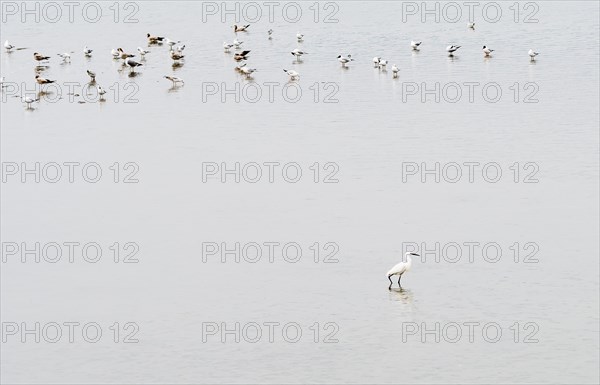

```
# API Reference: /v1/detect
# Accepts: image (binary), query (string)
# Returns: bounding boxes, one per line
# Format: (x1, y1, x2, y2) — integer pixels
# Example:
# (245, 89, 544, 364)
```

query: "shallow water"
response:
(1, 1, 599, 384)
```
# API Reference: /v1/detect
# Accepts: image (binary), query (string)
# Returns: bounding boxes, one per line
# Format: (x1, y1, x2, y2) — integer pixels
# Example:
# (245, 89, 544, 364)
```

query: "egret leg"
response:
(398, 275, 402, 286)
(388, 275, 393, 290)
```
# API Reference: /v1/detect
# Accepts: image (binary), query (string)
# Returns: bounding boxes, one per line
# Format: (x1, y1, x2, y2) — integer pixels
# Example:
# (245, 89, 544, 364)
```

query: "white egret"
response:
(387, 252, 419, 289)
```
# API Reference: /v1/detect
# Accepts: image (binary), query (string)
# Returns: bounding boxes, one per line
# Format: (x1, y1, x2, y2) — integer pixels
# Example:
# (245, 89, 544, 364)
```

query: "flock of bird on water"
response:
(3, 23, 541, 288)
(3, 22, 541, 112)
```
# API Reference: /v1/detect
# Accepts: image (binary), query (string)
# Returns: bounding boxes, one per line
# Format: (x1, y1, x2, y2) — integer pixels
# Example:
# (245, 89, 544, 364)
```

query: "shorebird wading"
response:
(387, 252, 419, 289)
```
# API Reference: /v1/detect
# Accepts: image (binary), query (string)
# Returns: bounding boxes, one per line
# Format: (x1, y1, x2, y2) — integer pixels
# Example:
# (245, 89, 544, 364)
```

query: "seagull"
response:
(387, 252, 420, 289)
(446, 45, 461, 55)
(528, 49, 540, 60)
(22, 96, 39, 109)
(268, 29, 273, 39)
(5, 40, 15, 52)
(223, 42, 234, 52)
(482, 45, 494, 57)
(164, 75, 184, 86)
(378, 59, 388, 69)
(86, 70, 96, 82)
(137, 47, 150, 57)
(291, 48, 308, 59)
(296, 32, 304, 41)
(166, 38, 180, 50)
(98, 86, 106, 100)
(234, 50, 250, 61)
(147, 33, 165, 44)
(283, 69, 300, 80)
(337, 54, 353, 67)
(170, 51, 185, 61)
(35, 75, 55, 84)
(468, 22, 475, 29)
(33, 52, 50, 62)
(57, 53, 71, 62)
(233, 39, 243, 48)
(234, 24, 250, 32)
(392, 64, 399, 78)
(411, 41, 422, 50)
(125, 58, 143, 72)
(111, 48, 120, 59)
(83, 46, 93, 56)
(240, 67, 257, 78)
(372, 57, 381, 67)
(234, 63, 247, 72)
(176, 44, 185, 52)
(117, 48, 135, 60)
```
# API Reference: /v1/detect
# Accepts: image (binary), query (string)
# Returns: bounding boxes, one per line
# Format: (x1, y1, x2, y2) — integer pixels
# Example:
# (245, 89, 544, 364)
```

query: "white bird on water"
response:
(337, 54, 353, 67)
(233, 24, 250, 33)
(296, 32, 304, 41)
(166, 38, 180, 50)
(482, 45, 494, 57)
(291, 48, 307, 59)
(283, 69, 300, 80)
(372, 57, 381, 67)
(468, 22, 475, 29)
(137, 47, 150, 57)
(234, 63, 247, 72)
(240, 66, 257, 78)
(233, 39, 243, 49)
(170, 51, 185, 62)
(98, 86, 106, 100)
(387, 252, 420, 289)
(446, 45, 461, 55)
(164, 75, 184, 85)
(111, 48, 120, 59)
(5, 40, 15, 52)
(391, 64, 399, 78)
(411, 41, 422, 50)
(57, 53, 71, 62)
(22, 95, 39, 109)
(223, 42, 234, 52)
(125, 58, 143, 72)
(528, 49, 540, 60)
(268, 29, 273, 39)
(83, 46, 93, 56)
(378, 59, 388, 69)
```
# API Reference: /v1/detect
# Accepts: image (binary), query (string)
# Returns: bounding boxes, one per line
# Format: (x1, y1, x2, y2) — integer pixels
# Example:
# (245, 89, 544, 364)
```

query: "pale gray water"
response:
(1, 1, 599, 384)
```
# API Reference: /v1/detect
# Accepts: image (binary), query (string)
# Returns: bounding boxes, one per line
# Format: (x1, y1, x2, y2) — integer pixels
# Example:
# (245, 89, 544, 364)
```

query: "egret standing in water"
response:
(387, 252, 419, 289)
